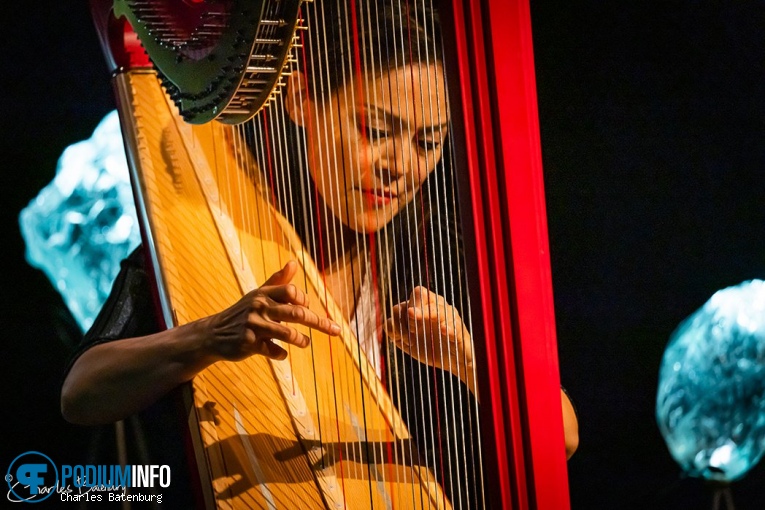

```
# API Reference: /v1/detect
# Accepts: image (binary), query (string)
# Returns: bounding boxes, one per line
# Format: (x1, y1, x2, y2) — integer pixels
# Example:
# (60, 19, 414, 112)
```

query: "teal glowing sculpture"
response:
(656, 279, 765, 483)
(19, 111, 140, 331)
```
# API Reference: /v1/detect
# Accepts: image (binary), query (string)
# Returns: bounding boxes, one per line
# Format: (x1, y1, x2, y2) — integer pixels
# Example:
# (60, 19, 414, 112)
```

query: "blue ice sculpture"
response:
(19, 110, 140, 331)
(656, 279, 765, 482)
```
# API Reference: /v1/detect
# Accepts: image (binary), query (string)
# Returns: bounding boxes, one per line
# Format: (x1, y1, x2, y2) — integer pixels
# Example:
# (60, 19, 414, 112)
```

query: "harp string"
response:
(271, 46, 312, 406)
(342, 0, 370, 491)
(392, 0, 441, 494)
(311, 0, 354, 486)
(231, 121, 244, 256)
(428, 1, 467, 502)
(348, 0, 391, 497)
(294, 5, 335, 472)
(362, 0, 390, 496)
(418, 2, 466, 502)
(284, 24, 329, 467)
(402, 2, 448, 503)
(360, 0, 402, 498)
(281, 58, 338, 471)
(340, 0, 374, 488)
(366, 0, 418, 502)
(374, 0, 430, 498)
(377, 0, 411, 490)
(406, 2, 452, 497)
(239, 121, 254, 242)
(268, 93, 300, 389)
(248, 115, 272, 270)
(429, 1, 473, 503)
(384, 0, 427, 503)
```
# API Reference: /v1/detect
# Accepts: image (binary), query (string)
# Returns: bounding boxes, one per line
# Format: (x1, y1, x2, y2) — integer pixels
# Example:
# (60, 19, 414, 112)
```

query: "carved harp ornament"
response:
(90, 0, 570, 508)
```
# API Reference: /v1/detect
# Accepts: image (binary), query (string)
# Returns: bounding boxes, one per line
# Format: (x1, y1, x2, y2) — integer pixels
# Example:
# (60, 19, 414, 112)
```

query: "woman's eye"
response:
(418, 139, 441, 152)
(365, 126, 389, 141)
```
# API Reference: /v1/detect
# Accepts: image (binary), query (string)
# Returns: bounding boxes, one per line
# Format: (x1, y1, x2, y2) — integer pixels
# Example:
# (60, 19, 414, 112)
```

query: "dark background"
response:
(2, 2, 763, 509)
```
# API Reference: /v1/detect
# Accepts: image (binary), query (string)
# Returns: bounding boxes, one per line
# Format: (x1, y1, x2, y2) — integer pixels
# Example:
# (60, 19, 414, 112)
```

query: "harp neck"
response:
(90, 0, 151, 74)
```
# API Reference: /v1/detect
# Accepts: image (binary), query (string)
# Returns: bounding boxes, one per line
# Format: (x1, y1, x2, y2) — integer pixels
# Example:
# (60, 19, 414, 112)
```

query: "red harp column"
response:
(442, 1, 571, 508)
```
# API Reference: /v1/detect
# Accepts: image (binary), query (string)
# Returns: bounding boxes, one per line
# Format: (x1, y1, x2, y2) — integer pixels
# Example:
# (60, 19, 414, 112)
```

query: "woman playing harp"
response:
(62, 0, 577, 507)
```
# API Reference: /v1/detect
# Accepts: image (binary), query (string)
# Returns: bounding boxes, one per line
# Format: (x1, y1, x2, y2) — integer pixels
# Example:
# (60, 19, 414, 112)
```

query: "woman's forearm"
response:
(60, 320, 215, 425)
(61, 261, 341, 426)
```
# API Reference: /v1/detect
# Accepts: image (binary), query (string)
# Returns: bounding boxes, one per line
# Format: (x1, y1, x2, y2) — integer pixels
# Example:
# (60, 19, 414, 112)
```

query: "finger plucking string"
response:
(264, 303, 341, 336)
(250, 317, 311, 349)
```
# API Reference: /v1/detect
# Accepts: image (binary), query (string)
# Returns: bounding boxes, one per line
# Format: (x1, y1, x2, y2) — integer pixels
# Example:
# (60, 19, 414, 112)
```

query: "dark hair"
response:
(303, 0, 442, 99)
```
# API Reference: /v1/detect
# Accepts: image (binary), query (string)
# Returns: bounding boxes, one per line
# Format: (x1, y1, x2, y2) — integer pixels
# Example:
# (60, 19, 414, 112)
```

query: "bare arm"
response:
(62, 320, 215, 425)
(61, 260, 340, 425)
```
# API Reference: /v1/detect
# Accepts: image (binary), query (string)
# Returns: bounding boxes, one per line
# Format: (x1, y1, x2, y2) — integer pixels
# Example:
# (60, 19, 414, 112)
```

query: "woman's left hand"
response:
(385, 286, 476, 395)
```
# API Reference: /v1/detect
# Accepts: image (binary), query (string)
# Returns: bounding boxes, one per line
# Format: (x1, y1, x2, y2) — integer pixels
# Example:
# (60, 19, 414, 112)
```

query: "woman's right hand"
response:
(203, 260, 341, 362)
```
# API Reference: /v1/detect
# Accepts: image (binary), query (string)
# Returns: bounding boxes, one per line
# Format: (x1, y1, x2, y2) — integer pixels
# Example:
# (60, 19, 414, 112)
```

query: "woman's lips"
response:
(361, 188, 396, 207)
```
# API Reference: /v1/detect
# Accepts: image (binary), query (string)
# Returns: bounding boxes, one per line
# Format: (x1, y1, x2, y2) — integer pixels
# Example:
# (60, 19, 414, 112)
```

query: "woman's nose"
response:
(372, 137, 412, 183)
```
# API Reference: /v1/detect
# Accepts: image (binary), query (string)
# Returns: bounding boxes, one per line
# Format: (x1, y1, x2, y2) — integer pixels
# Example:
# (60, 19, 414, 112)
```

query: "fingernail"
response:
(330, 323, 341, 335)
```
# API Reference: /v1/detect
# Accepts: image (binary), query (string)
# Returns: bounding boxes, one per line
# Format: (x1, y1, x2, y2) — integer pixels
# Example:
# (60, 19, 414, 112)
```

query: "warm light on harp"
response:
(88, 0, 571, 508)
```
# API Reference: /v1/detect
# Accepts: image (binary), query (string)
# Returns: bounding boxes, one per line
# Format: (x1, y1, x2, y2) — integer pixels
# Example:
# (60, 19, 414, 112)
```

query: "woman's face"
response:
(288, 63, 449, 233)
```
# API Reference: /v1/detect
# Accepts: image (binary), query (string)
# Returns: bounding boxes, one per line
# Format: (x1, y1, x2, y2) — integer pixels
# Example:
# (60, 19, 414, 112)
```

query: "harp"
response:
(90, 0, 570, 508)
